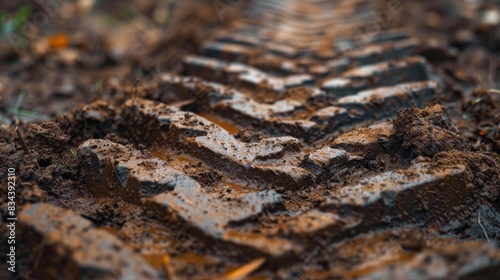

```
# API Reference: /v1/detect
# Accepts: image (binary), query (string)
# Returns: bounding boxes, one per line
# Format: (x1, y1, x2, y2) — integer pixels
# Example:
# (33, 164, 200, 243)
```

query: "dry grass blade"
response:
(222, 258, 266, 280)
(478, 213, 490, 243)
(485, 89, 500, 94)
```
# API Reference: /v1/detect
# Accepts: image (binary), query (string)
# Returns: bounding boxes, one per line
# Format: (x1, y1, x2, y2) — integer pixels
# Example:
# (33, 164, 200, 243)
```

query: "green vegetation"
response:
(0, 6, 32, 36)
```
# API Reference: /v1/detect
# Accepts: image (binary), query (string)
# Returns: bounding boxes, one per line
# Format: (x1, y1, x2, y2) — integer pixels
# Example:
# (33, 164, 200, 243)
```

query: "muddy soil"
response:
(1, 0, 500, 279)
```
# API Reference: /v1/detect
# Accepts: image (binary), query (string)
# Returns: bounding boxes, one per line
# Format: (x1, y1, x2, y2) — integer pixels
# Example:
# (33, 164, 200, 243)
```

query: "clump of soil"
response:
(30, 122, 70, 153)
(0, 122, 79, 204)
(431, 150, 500, 200)
(55, 100, 120, 146)
(235, 129, 267, 143)
(415, 104, 456, 131)
(392, 105, 471, 158)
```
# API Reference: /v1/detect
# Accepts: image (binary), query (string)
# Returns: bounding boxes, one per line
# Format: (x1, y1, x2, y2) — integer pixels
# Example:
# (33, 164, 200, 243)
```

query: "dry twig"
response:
(131, 79, 141, 106)
(15, 127, 30, 154)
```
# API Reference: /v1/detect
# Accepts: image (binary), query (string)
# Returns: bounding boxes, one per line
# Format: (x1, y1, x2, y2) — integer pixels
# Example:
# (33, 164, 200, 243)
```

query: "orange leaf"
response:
(48, 33, 69, 49)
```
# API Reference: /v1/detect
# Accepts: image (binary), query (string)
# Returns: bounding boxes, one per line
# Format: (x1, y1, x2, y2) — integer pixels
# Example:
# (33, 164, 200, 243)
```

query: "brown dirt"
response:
(0, 0, 500, 279)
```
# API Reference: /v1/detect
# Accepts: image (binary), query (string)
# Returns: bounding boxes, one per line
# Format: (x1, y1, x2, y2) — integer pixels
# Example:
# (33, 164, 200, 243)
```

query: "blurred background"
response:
(0, 0, 248, 123)
(0, 0, 498, 123)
